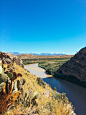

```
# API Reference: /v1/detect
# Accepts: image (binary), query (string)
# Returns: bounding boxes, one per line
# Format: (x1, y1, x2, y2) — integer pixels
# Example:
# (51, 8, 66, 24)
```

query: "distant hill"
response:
(10, 52, 24, 55)
(18, 54, 73, 59)
(30, 53, 66, 56)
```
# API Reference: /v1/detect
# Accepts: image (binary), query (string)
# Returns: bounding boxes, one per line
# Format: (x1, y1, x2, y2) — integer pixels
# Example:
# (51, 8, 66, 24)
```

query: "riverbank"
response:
(24, 64, 53, 78)
(38, 59, 69, 75)
(24, 63, 86, 115)
(54, 73, 86, 88)
(38, 62, 86, 88)
(24, 64, 76, 115)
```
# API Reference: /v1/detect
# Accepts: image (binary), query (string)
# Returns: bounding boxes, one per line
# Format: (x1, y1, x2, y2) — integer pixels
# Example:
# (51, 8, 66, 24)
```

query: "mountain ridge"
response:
(11, 52, 66, 56)
(55, 47, 86, 85)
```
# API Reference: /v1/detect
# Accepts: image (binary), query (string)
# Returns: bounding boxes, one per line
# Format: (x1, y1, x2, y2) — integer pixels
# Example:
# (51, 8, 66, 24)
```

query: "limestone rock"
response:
(0, 52, 24, 67)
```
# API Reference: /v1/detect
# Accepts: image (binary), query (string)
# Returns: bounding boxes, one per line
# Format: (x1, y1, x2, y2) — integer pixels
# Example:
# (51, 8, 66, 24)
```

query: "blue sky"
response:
(0, 0, 86, 55)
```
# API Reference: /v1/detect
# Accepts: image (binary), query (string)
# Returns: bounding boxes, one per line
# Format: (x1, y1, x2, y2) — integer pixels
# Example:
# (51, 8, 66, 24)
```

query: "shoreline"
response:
(24, 64, 76, 115)
(38, 63, 86, 88)
(54, 73, 86, 88)
(24, 64, 53, 78)
(25, 64, 86, 88)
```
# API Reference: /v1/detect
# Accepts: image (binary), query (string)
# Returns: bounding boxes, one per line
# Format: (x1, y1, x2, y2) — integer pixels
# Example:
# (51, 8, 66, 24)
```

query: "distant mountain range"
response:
(30, 53, 66, 56)
(10, 52, 23, 55)
(11, 52, 66, 56)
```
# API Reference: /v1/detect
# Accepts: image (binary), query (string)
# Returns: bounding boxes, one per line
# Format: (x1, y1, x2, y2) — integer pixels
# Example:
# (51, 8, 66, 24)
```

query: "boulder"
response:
(0, 52, 24, 68)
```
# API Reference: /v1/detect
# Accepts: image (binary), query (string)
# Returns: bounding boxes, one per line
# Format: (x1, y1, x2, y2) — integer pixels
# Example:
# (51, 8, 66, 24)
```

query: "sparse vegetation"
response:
(38, 58, 70, 75)
(22, 57, 71, 65)
(22, 57, 71, 77)
(36, 77, 46, 88)
(0, 63, 75, 115)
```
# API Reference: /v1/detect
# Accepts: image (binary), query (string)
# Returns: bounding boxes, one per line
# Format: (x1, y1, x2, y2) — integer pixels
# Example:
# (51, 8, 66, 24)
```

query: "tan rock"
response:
(0, 52, 24, 67)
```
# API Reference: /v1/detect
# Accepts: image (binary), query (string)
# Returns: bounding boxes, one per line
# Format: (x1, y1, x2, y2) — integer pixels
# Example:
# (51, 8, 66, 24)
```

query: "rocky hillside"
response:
(55, 47, 86, 83)
(0, 52, 24, 68)
(0, 61, 75, 115)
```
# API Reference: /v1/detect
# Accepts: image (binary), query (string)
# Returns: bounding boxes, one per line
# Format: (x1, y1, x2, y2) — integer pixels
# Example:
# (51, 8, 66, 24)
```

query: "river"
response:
(24, 63, 86, 115)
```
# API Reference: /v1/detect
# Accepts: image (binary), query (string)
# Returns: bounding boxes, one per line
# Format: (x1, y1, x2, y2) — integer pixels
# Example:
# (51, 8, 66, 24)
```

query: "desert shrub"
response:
(20, 78, 26, 85)
(7, 72, 13, 79)
(0, 73, 9, 83)
(36, 77, 46, 88)
(7, 65, 9, 68)
(52, 91, 61, 100)
(54, 87, 57, 91)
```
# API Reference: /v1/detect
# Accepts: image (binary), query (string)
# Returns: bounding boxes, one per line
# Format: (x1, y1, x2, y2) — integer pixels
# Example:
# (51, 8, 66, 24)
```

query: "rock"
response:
(0, 52, 24, 68)
(43, 90, 50, 97)
(55, 47, 86, 83)
(32, 91, 40, 99)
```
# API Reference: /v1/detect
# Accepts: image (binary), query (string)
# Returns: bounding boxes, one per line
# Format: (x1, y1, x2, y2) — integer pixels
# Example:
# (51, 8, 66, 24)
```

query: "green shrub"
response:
(7, 72, 13, 79)
(53, 92, 61, 100)
(54, 87, 57, 91)
(0, 73, 9, 83)
(37, 77, 46, 88)
(20, 78, 26, 85)
(7, 65, 10, 68)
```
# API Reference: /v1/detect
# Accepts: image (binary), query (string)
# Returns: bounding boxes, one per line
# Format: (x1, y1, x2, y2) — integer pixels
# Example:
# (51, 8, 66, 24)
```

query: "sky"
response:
(0, 0, 86, 55)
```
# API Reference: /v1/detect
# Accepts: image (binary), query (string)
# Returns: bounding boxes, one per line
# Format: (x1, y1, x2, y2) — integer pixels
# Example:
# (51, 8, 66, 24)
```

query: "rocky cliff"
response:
(55, 47, 86, 83)
(0, 52, 24, 67)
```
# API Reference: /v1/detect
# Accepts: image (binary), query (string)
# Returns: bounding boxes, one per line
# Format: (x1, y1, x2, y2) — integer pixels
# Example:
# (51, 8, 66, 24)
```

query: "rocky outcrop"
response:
(55, 47, 86, 83)
(0, 52, 24, 67)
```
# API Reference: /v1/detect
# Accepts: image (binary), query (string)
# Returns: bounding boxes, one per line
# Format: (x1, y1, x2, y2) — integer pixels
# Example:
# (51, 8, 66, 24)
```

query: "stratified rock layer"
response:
(56, 47, 86, 82)
(0, 52, 24, 67)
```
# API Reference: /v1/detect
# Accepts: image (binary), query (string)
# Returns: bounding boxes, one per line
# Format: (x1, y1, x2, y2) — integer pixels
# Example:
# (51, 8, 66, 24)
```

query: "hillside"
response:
(55, 47, 86, 87)
(0, 52, 75, 115)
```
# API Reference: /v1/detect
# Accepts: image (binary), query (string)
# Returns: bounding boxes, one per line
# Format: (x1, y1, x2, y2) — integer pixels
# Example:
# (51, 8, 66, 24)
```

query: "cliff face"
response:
(55, 47, 86, 82)
(0, 52, 24, 67)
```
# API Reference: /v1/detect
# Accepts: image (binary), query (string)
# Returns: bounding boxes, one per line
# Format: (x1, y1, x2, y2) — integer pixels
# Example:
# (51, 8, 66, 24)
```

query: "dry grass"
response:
(1, 63, 75, 115)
